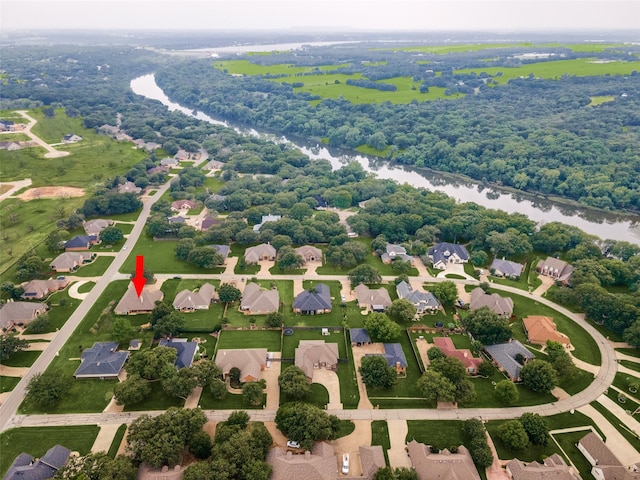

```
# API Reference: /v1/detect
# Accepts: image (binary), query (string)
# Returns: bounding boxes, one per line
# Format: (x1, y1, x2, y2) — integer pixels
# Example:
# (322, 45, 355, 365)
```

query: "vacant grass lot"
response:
(0, 425, 99, 477)
(216, 329, 282, 352)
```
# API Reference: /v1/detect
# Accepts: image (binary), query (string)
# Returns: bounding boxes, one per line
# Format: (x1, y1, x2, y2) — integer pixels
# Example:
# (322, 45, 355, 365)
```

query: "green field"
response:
(588, 95, 615, 106)
(1, 425, 99, 477)
(379, 42, 629, 54)
(455, 58, 640, 84)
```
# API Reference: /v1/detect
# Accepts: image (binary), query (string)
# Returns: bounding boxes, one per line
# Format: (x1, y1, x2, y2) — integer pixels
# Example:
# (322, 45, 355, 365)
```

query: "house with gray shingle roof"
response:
(117, 181, 141, 194)
(114, 286, 163, 315)
(577, 432, 638, 480)
(396, 281, 440, 315)
(244, 243, 276, 264)
(469, 287, 514, 317)
(354, 284, 392, 312)
(295, 340, 339, 381)
(83, 218, 113, 236)
(160, 157, 179, 167)
(381, 244, 414, 265)
(64, 235, 96, 251)
(293, 284, 332, 315)
(50, 251, 94, 272)
(252, 214, 282, 232)
(428, 242, 469, 270)
(215, 348, 268, 383)
(74, 342, 129, 379)
(350, 328, 371, 346)
(240, 282, 279, 314)
(0, 301, 48, 331)
(506, 454, 582, 480)
(490, 258, 524, 279)
(4, 444, 72, 480)
(206, 244, 230, 261)
(158, 338, 198, 370)
(407, 440, 480, 480)
(483, 340, 534, 382)
(173, 283, 217, 312)
(366, 343, 408, 376)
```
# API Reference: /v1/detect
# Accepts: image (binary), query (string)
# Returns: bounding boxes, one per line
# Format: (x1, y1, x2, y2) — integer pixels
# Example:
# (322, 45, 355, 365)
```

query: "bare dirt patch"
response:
(18, 186, 85, 200)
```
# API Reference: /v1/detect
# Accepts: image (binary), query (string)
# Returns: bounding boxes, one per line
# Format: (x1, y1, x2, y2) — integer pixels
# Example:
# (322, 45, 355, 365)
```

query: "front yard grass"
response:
(123, 381, 185, 412)
(198, 387, 266, 410)
(371, 420, 391, 464)
(0, 425, 99, 477)
(612, 372, 640, 403)
(406, 420, 466, 448)
(617, 348, 640, 358)
(620, 360, 640, 373)
(0, 376, 20, 393)
(1, 350, 41, 368)
(73, 256, 114, 277)
(281, 383, 329, 408)
(107, 424, 127, 458)
(76, 281, 95, 294)
(552, 431, 598, 480)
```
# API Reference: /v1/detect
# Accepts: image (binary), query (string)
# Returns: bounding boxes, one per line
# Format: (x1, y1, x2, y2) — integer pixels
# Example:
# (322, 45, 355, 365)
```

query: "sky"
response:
(2, 0, 639, 32)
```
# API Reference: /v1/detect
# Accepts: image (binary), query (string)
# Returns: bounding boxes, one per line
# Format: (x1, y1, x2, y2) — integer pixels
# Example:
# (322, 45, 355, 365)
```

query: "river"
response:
(130, 73, 640, 245)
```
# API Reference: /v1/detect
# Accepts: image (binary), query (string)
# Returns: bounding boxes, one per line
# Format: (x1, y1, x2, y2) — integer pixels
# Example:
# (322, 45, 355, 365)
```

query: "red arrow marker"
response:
(132, 255, 146, 298)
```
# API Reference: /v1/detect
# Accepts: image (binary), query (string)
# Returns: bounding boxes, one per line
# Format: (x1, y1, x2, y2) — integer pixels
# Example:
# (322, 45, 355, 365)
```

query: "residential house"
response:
(267, 442, 338, 480)
(173, 283, 217, 312)
(469, 287, 514, 317)
(99, 124, 120, 136)
(523, 316, 571, 348)
(62, 133, 82, 143)
(174, 149, 190, 161)
(117, 181, 141, 194)
(74, 341, 129, 379)
(171, 199, 196, 211)
(114, 286, 164, 315)
(407, 440, 481, 480)
(147, 165, 170, 175)
(428, 242, 470, 270)
(483, 340, 535, 382)
(83, 218, 113, 236)
(490, 258, 524, 279)
(206, 244, 230, 262)
(354, 284, 392, 312)
(50, 251, 94, 272)
(367, 343, 408, 376)
(201, 216, 222, 231)
(0, 301, 48, 331)
(295, 245, 323, 264)
(253, 214, 282, 232)
(577, 432, 639, 480)
(167, 216, 186, 225)
(142, 141, 162, 152)
(64, 235, 96, 251)
(207, 193, 227, 203)
(4, 444, 71, 480)
(433, 337, 482, 374)
(129, 339, 142, 351)
(381, 244, 414, 264)
(295, 340, 339, 381)
(203, 159, 225, 171)
(293, 284, 332, 315)
(240, 282, 279, 314)
(537, 257, 574, 284)
(158, 338, 199, 369)
(396, 281, 440, 315)
(350, 328, 372, 347)
(506, 454, 582, 480)
(21, 279, 69, 300)
(0, 119, 15, 131)
(215, 348, 268, 383)
(244, 243, 277, 264)
(0, 141, 22, 151)
(160, 157, 179, 167)
(359, 445, 386, 479)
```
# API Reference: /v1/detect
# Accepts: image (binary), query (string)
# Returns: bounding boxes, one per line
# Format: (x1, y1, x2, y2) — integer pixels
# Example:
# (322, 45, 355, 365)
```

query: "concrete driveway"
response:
(436, 263, 474, 280)
(330, 420, 372, 476)
(313, 368, 342, 409)
(262, 352, 282, 410)
(351, 344, 385, 410)
(387, 419, 411, 468)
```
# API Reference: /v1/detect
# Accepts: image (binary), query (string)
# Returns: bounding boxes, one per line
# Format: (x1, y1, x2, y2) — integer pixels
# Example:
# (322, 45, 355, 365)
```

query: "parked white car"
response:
(342, 453, 349, 474)
(286, 440, 301, 449)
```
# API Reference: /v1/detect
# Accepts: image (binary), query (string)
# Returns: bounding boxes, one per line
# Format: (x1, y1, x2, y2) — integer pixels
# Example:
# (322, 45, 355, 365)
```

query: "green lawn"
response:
(76, 281, 95, 294)
(620, 360, 640, 373)
(73, 256, 114, 277)
(371, 420, 390, 464)
(612, 372, 640, 403)
(406, 420, 466, 448)
(281, 383, 329, 408)
(552, 431, 597, 480)
(107, 424, 127, 458)
(487, 419, 563, 462)
(1, 350, 41, 367)
(618, 348, 640, 358)
(1, 425, 100, 477)
(198, 387, 266, 410)
(160, 279, 222, 331)
(0, 376, 21, 393)
(489, 259, 541, 291)
(379, 42, 629, 54)
(113, 222, 134, 234)
(123, 381, 185, 412)
(45, 288, 80, 332)
(216, 329, 282, 352)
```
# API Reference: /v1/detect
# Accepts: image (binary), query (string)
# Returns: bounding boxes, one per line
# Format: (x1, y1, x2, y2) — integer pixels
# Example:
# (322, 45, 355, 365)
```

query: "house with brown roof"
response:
(117, 181, 142, 194)
(354, 284, 392, 312)
(358, 445, 386, 479)
(0, 301, 48, 331)
(114, 286, 164, 315)
(50, 251, 94, 272)
(295, 340, 339, 381)
(523, 316, 571, 348)
(240, 282, 279, 314)
(295, 245, 323, 264)
(407, 440, 480, 480)
(201, 216, 222, 231)
(203, 159, 225, 171)
(21, 279, 69, 300)
(83, 218, 114, 236)
(215, 348, 268, 383)
(469, 287, 514, 317)
(267, 442, 338, 480)
(171, 199, 196, 211)
(433, 337, 482, 374)
(506, 454, 582, 480)
(537, 257, 573, 284)
(244, 243, 277, 264)
(577, 432, 639, 480)
(173, 283, 217, 312)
